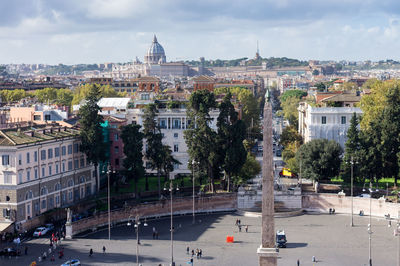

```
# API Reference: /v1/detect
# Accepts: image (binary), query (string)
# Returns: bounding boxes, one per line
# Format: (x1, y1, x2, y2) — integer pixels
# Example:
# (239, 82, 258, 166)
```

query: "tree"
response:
(217, 93, 247, 191)
(280, 90, 307, 103)
(121, 124, 145, 199)
(142, 103, 164, 196)
(78, 84, 107, 192)
(315, 82, 327, 92)
(184, 90, 219, 192)
(72, 84, 123, 106)
(296, 139, 343, 181)
(280, 126, 303, 148)
(35, 87, 58, 103)
(0, 89, 27, 103)
(235, 152, 261, 185)
(56, 89, 74, 107)
(280, 96, 301, 128)
(161, 145, 180, 182)
(342, 112, 361, 182)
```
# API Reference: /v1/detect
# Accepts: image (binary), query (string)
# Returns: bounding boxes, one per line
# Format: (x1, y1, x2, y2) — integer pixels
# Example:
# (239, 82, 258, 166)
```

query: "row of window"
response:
(1, 144, 80, 167)
(321, 116, 347, 125)
(13, 158, 87, 184)
(25, 177, 87, 200)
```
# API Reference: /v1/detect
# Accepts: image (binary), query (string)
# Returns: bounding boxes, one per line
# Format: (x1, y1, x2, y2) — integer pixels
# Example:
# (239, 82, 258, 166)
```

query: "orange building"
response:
(192, 75, 215, 91)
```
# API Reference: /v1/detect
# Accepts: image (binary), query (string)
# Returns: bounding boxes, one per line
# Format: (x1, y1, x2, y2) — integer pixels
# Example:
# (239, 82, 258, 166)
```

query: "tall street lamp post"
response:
(350, 157, 354, 227)
(192, 160, 198, 224)
(363, 182, 377, 266)
(164, 178, 179, 266)
(128, 214, 148, 266)
(103, 164, 115, 241)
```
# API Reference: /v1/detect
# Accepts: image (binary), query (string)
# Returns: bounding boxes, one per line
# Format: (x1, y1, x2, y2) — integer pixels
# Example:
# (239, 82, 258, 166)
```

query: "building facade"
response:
(298, 102, 362, 147)
(0, 125, 95, 229)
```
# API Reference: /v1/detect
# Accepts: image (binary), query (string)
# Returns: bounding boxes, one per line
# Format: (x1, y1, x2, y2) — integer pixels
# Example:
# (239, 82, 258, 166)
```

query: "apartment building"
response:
(0, 125, 95, 229)
(298, 102, 362, 147)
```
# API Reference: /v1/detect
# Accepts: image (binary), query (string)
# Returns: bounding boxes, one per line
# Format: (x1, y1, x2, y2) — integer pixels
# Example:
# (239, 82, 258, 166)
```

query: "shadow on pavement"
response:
(285, 242, 308, 248)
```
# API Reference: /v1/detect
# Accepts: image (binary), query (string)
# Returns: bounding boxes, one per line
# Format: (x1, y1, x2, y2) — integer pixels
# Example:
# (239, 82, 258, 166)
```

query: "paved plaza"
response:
(0, 212, 397, 265)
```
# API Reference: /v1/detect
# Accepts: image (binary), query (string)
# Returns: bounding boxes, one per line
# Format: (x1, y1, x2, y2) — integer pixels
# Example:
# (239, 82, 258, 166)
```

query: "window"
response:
(68, 145, 72, 155)
(62, 162, 66, 172)
(172, 119, 181, 129)
(41, 199, 46, 209)
(25, 191, 33, 200)
(42, 167, 45, 177)
(4, 173, 12, 184)
(68, 179, 74, 187)
(159, 119, 167, 129)
(44, 114, 51, 121)
(341, 116, 346, 124)
(68, 191, 73, 200)
(80, 187, 84, 199)
(41, 187, 48, 195)
(26, 152, 30, 164)
(33, 115, 41, 121)
(18, 172, 22, 184)
(321, 116, 327, 124)
(80, 158, 84, 167)
(74, 159, 79, 169)
(114, 146, 119, 154)
(34, 151, 38, 162)
(48, 197, 54, 208)
(115, 158, 119, 166)
(34, 168, 38, 179)
(146, 162, 152, 169)
(61, 146, 66, 156)
(55, 195, 60, 205)
(114, 134, 119, 141)
(73, 143, 79, 153)
(18, 154, 22, 165)
(174, 144, 179, 152)
(48, 149, 53, 159)
(62, 192, 66, 204)
(174, 133, 178, 138)
(34, 202, 39, 211)
(48, 165, 52, 176)
(68, 161, 72, 171)
(41, 150, 46, 160)
(55, 164, 59, 174)
(80, 176, 85, 184)
(55, 147, 60, 157)
(140, 93, 150, 100)
(27, 170, 31, 181)
(2, 155, 9, 166)
(174, 162, 180, 170)
(26, 204, 31, 216)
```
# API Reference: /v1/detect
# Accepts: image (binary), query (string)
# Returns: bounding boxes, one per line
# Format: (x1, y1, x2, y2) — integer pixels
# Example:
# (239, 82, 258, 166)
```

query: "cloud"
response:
(1, 0, 400, 63)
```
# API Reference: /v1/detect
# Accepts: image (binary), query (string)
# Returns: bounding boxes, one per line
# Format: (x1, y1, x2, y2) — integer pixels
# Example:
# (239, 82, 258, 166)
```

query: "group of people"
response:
(235, 219, 249, 232)
(186, 246, 203, 259)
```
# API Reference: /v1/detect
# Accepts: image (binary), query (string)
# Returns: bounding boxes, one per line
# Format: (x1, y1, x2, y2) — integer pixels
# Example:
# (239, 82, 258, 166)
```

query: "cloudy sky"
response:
(1, 0, 400, 64)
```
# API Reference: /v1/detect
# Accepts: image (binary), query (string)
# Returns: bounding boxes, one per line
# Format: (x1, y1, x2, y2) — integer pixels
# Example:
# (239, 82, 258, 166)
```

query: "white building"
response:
(298, 102, 362, 147)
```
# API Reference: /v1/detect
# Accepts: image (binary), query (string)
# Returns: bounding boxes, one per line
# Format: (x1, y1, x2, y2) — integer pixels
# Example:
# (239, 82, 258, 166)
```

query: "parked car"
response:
(33, 227, 49, 237)
(276, 149, 282, 157)
(358, 193, 371, 198)
(2, 247, 18, 256)
(61, 259, 81, 266)
(45, 223, 55, 231)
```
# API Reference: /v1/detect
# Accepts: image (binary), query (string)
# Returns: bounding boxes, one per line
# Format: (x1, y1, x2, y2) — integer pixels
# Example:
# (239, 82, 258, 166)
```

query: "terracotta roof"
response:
(321, 93, 361, 103)
(192, 75, 215, 82)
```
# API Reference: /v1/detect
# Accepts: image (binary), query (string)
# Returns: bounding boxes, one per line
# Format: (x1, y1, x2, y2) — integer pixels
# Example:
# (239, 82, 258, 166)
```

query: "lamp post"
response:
(192, 160, 198, 224)
(102, 164, 115, 241)
(350, 157, 354, 227)
(363, 182, 377, 266)
(165, 178, 179, 266)
(128, 214, 148, 266)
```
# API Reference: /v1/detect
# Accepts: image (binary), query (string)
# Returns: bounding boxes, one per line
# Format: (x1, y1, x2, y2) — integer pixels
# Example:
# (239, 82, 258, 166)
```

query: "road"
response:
(1, 212, 397, 266)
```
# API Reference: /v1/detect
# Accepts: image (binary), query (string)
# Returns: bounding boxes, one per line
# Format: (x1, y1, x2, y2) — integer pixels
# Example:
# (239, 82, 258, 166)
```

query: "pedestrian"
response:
(191, 249, 194, 257)
(196, 248, 199, 259)
(312, 256, 316, 262)
(89, 248, 93, 257)
(245, 225, 248, 233)
(103, 246, 106, 254)
(389, 220, 392, 227)
(24, 246, 28, 255)
(238, 225, 242, 232)
(235, 219, 238, 226)
(238, 219, 241, 225)
(199, 249, 202, 258)
(297, 259, 300, 266)
(186, 246, 190, 254)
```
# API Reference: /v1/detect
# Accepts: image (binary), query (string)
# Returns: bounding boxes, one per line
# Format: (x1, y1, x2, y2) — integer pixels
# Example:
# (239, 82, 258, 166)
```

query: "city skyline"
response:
(1, 0, 400, 64)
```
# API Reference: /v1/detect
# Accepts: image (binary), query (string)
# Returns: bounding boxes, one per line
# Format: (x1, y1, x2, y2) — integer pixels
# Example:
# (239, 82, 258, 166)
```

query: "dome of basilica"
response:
(144, 35, 166, 64)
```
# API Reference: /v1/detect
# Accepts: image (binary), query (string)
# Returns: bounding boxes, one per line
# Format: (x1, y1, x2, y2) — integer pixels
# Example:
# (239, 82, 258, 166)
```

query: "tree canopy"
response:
(280, 90, 307, 103)
(72, 83, 123, 106)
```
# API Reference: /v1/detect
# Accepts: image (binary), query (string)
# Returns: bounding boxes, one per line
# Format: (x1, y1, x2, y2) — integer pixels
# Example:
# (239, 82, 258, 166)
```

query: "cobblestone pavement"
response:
(0, 212, 396, 266)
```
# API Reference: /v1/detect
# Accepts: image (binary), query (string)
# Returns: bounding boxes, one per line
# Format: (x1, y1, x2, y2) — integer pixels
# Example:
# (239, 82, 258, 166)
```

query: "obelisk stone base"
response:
(257, 246, 278, 266)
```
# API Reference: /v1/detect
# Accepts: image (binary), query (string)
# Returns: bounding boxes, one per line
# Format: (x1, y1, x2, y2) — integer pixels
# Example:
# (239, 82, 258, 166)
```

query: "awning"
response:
(0, 222, 13, 233)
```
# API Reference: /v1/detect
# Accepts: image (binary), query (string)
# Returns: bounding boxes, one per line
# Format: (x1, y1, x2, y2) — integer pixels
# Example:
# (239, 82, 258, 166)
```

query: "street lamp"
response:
(164, 179, 179, 266)
(102, 164, 115, 241)
(191, 160, 199, 224)
(128, 214, 148, 266)
(363, 182, 378, 266)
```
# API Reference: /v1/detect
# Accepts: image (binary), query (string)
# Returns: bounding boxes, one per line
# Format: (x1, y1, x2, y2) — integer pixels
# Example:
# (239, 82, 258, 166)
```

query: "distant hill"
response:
(185, 57, 309, 68)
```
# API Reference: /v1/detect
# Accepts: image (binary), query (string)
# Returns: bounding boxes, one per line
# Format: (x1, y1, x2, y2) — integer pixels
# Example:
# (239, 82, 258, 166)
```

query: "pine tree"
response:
(342, 112, 361, 182)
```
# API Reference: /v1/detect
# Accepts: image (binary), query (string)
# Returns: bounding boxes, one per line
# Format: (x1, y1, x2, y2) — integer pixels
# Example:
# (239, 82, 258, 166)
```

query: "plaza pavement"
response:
(0, 212, 397, 266)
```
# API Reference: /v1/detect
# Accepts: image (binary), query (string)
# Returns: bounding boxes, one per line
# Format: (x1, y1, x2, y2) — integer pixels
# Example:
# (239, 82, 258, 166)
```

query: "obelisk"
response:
(257, 89, 278, 265)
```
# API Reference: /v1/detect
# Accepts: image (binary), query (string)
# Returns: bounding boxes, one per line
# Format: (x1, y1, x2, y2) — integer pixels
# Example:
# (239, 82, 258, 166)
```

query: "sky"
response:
(1, 0, 400, 64)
